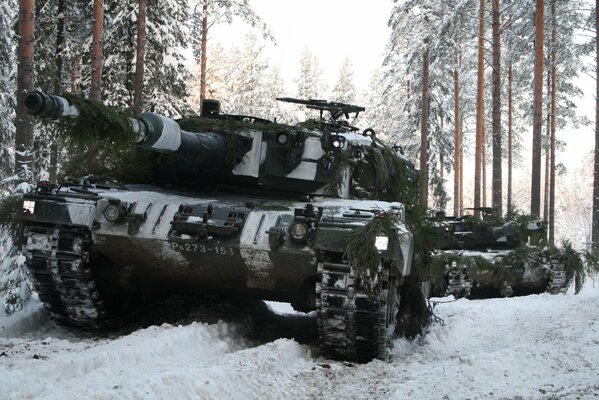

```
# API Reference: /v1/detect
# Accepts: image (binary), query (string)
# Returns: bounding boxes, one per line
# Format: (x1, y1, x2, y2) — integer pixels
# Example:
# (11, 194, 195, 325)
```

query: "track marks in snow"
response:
(2, 289, 599, 399)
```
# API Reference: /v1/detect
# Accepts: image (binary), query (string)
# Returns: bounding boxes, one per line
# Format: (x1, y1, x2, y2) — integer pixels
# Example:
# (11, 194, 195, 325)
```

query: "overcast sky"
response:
(210, 0, 393, 95)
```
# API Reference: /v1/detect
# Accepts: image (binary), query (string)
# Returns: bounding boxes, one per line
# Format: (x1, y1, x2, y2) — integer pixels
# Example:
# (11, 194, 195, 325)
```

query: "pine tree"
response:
(95, 0, 191, 115)
(224, 33, 269, 115)
(531, 0, 544, 227)
(297, 47, 325, 100)
(491, 0, 502, 216)
(384, 0, 476, 210)
(474, 0, 485, 217)
(331, 57, 357, 104)
(592, 0, 599, 255)
(90, 0, 104, 101)
(14, 0, 35, 184)
(32, 0, 90, 182)
(190, 0, 274, 109)
(133, 0, 146, 114)
(0, 0, 17, 184)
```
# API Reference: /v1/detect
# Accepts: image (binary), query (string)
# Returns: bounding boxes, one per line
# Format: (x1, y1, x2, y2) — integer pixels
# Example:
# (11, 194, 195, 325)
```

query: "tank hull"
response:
(20, 185, 411, 314)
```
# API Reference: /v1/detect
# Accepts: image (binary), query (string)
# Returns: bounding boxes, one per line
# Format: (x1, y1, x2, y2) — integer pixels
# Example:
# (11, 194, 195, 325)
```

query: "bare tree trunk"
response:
(460, 129, 464, 216)
(544, 72, 551, 224)
(482, 121, 487, 208)
(49, 0, 65, 183)
(531, 0, 544, 232)
(593, 0, 599, 254)
(420, 40, 430, 207)
(507, 64, 513, 214)
(15, 0, 35, 183)
(199, 1, 208, 109)
(90, 0, 104, 101)
(549, 0, 557, 245)
(474, 0, 485, 217)
(454, 63, 461, 217)
(133, 0, 146, 113)
(491, 0, 502, 216)
(440, 115, 445, 181)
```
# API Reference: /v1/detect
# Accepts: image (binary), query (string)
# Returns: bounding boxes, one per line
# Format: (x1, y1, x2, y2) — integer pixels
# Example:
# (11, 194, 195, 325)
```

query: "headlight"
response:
(275, 132, 289, 146)
(289, 222, 309, 242)
(23, 200, 35, 214)
(103, 204, 124, 222)
(375, 235, 389, 251)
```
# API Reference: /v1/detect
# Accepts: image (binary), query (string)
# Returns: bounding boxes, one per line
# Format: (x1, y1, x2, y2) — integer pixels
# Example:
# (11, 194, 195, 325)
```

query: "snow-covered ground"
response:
(1, 283, 599, 400)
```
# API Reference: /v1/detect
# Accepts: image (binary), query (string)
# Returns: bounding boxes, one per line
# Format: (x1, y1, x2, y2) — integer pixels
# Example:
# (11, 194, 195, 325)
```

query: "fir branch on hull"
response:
(343, 213, 401, 284)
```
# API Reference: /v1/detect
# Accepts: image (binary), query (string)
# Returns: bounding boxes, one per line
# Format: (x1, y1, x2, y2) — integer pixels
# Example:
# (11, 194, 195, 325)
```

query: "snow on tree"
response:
(296, 47, 326, 100)
(384, 0, 479, 210)
(190, 0, 274, 107)
(201, 34, 294, 123)
(14, 0, 35, 185)
(222, 33, 269, 115)
(31, 0, 91, 183)
(331, 57, 357, 104)
(0, 0, 17, 184)
(77, 0, 192, 115)
(0, 228, 30, 316)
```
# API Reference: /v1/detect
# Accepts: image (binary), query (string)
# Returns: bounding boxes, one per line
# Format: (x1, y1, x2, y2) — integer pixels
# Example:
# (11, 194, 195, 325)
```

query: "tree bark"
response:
(90, 0, 104, 101)
(593, 0, 599, 254)
(420, 40, 430, 207)
(454, 63, 461, 217)
(49, 0, 65, 183)
(482, 121, 487, 208)
(549, 0, 557, 245)
(474, 0, 485, 217)
(199, 1, 208, 110)
(460, 125, 464, 216)
(440, 115, 445, 188)
(531, 0, 544, 231)
(133, 0, 146, 113)
(491, 0, 502, 216)
(544, 71, 551, 224)
(15, 0, 35, 183)
(507, 64, 513, 214)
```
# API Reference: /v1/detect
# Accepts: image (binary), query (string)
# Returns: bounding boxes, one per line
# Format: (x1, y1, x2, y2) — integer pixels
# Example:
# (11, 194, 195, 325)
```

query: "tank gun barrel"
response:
(23, 91, 80, 118)
(23, 91, 225, 166)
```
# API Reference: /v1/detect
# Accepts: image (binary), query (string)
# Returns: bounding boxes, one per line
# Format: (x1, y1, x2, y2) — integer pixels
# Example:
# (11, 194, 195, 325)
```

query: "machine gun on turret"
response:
(277, 97, 366, 133)
(276, 97, 365, 120)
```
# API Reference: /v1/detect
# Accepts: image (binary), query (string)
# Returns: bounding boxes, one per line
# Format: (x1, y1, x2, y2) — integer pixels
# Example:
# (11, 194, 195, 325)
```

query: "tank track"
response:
(446, 268, 472, 299)
(546, 258, 569, 294)
(22, 223, 106, 329)
(315, 254, 398, 363)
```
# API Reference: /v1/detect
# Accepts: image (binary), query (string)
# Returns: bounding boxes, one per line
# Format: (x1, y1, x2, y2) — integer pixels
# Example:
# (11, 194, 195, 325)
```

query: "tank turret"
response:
(23, 91, 418, 203)
(433, 215, 524, 251)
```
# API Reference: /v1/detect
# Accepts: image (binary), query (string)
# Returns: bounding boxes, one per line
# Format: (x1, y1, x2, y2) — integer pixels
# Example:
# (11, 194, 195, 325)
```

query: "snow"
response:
(1, 284, 599, 399)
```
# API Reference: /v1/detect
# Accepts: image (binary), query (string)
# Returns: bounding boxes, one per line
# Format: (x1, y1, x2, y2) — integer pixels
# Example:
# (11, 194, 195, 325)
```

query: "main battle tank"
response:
(427, 210, 571, 299)
(18, 92, 418, 362)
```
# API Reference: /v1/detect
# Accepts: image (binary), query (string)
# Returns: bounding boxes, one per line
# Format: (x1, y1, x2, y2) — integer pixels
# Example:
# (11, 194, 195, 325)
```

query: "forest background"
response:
(0, 0, 598, 251)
